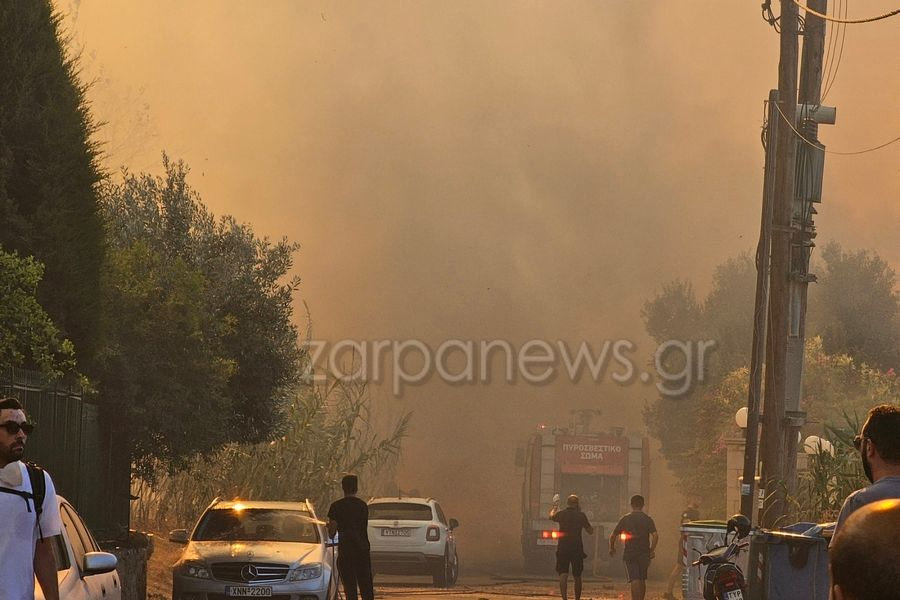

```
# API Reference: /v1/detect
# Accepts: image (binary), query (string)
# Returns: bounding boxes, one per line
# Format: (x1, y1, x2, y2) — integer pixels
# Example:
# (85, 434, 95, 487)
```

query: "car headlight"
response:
(289, 563, 323, 582)
(175, 560, 211, 579)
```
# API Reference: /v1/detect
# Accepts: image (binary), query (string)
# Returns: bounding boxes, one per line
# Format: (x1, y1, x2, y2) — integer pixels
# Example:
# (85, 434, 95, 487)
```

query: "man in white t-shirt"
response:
(0, 397, 62, 600)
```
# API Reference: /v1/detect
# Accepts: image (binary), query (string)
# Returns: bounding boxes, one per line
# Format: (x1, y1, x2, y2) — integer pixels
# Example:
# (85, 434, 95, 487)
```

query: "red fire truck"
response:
(518, 423, 650, 574)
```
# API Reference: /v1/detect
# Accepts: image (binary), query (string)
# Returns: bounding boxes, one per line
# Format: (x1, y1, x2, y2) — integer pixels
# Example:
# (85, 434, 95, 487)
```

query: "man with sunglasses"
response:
(833, 404, 900, 537)
(0, 397, 62, 600)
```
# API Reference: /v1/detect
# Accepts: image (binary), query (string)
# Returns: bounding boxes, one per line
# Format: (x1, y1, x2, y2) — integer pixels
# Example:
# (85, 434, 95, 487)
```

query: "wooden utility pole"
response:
(740, 88, 779, 522)
(758, 0, 799, 528)
(783, 0, 829, 504)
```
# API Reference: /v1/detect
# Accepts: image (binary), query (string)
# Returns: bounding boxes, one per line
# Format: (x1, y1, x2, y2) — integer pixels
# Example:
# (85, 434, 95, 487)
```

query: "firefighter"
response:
(549, 494, 595, 600)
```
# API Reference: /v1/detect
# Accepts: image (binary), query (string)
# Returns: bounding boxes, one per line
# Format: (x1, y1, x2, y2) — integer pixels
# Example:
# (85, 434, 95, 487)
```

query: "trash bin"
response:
(746, 522, 834, 600)
(680, 520, 746, 600)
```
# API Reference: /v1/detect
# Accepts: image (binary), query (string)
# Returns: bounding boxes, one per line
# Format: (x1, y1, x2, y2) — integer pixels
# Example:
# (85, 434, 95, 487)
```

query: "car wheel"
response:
(448, 550, 459, 585)
(432, 549, 454, 588)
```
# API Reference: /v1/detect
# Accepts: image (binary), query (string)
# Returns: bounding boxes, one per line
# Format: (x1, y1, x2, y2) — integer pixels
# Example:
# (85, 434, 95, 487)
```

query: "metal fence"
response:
(0, 366, 130, 539)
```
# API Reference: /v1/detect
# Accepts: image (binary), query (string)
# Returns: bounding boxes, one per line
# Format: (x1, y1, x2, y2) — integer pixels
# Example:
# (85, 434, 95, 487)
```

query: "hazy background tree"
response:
(642, 255, 756, 492)
(0, 1, 105, 372)
(808, 241, 900, 371)
(643, 244, 899, 514)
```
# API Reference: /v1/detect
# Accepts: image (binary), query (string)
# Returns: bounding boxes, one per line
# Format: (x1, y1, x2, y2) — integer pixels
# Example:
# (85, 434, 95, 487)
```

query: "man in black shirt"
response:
(609, 495, 658, 600)
(549, 494, 595, 600)
(327, 475, 374, 600)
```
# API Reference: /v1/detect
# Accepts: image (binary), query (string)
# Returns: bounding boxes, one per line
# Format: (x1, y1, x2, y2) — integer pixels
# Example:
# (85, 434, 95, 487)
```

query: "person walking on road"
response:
(549, 493, 594, 600)
(0, 397, 62, 600)
(327, 475, 374, 600)
(663, 497, 700, 599)
(609, 495, 658, 600)
(833, 404, 900, 538)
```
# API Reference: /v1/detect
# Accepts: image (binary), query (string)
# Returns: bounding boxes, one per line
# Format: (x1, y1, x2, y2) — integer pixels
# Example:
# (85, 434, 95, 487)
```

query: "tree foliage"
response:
(97, 157, 303, 477)
(808, 242, 900, 371)
(0, 248, 75, 377)
(669, 338, 899, 516)
(642, 254, 756, 480)
(643, 244, 900, 515)
(0, 1, 105, 371)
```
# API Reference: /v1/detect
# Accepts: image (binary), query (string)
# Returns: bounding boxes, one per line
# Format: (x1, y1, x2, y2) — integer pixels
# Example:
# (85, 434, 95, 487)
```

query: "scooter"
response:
(692, 515, 751, 600)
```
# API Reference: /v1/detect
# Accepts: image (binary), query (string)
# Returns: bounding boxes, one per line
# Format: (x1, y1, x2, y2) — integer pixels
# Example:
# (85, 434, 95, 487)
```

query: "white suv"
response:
(367, 497, 459, 587)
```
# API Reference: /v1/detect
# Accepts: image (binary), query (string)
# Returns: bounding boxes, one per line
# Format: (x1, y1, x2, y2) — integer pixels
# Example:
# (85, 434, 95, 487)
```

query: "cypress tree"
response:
(0, 1, 105, 373)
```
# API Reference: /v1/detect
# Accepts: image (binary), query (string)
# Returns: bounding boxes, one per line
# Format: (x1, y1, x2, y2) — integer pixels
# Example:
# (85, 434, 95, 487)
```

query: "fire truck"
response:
(518, 420, 650, 574)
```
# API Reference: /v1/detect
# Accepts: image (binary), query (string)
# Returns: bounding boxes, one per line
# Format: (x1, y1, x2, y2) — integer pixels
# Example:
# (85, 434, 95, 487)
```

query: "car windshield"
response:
(368, 503, 433, 521)
(193, 508, 320, 543)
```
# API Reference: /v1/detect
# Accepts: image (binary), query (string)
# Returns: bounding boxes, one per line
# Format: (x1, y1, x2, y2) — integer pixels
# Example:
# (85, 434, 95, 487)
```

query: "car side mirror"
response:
(82, 551, 118, 576)
(448, 518, 459, 530)
(169, 529, 189, 544)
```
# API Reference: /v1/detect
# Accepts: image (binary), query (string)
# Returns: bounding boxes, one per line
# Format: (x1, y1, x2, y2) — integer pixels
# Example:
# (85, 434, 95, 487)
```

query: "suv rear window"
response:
(369, 503, 433, 521)
(193, 508, 320, 543)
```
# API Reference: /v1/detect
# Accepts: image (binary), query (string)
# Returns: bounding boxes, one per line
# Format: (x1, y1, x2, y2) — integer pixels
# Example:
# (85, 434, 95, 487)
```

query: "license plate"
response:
(536, 538, 558, 546)
(227, 586, 273, 597)
(725, 590, 743, 600)
(381, 528, 411, 537)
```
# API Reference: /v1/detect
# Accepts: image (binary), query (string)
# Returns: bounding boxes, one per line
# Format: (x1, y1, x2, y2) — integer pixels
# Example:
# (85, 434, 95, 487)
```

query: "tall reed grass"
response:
(131, 378, 409, 532)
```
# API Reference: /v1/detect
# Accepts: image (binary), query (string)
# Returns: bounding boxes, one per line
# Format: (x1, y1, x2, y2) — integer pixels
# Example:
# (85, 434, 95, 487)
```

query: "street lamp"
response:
(804, 435, 834, 456)
(735, 407, 748, 429)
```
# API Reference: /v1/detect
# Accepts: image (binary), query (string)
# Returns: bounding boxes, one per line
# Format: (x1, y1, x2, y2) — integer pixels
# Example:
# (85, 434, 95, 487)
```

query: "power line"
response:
(821, 0, 848, 101)
(762, 0, 781, 31)
(792, 0, 900, 23)
(819, 0, 847, 105)
(774, 102, 900, 155)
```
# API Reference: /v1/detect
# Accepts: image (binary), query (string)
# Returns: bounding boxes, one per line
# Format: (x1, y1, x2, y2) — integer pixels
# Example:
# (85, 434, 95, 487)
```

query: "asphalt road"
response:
(150, 536, 668, 600)
(375, 574, 668, 600)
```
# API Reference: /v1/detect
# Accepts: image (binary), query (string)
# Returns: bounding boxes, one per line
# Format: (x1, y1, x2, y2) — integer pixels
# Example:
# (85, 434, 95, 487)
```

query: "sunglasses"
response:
(853, 435, 865, 451)
(0, 421, 34, 436)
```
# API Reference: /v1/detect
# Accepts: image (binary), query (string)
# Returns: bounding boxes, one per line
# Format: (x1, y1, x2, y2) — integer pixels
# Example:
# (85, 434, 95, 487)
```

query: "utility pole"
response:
(783, 0, 831, 505)
(758, 0, 799, 528)
(740, 88, 779, 522)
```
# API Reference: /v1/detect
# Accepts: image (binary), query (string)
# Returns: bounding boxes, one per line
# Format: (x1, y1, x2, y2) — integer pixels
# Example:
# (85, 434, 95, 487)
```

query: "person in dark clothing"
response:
(327, 475, 374, 600)
(609, 495, 658, 600)
(549, 494, 595, 600)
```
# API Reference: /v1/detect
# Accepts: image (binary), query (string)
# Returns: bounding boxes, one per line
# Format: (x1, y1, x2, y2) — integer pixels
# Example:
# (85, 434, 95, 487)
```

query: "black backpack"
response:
(0, 462, 48, 538)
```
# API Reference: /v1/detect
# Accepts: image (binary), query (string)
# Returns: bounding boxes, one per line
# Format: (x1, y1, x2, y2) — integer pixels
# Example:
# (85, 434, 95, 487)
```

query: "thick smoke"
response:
(64, 0, 899, 567)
